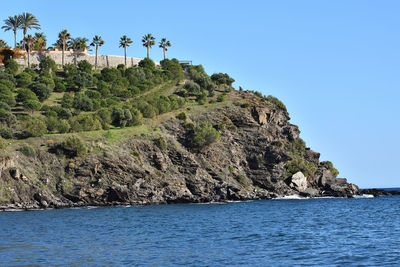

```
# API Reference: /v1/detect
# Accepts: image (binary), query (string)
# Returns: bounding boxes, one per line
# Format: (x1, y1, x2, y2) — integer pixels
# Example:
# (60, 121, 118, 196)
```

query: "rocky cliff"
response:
(0, 90, 360, 210)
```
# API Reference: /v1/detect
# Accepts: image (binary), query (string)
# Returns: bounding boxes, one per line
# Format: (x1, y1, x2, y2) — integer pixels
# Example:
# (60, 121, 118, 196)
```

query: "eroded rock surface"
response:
(0, 91, 362, 210)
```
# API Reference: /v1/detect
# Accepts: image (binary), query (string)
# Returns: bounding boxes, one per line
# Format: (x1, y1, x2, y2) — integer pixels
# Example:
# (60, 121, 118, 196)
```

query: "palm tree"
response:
(19, 13, 40, 47)
(0, 39, 9, 48)
(159, 38, 171, 60)
(33, 32, 47, 50)
(142, 33, 155, 58)
(70, 37, 90, 51)
(90, 35, 104, 69)
(1, 15, 21, 48)
(119, 35, 133, 66)
(24, 34, 35, 67)
(58, 29, 71, 66)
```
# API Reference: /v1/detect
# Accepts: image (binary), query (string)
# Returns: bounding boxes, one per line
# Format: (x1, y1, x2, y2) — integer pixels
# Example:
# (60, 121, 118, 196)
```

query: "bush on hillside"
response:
(39, 57, 57, 76)
(17, 88, 39, 103)
(176, 112, 187, 121)
(211, 73, 235, 86)
(77, 60, 93, 74)
(16, 72, 33, 87)
(139, 57, 156, 70)
(23, 118, 47, 138)
(23, 99, 42, 114)
(321, 161, 339, 177)
(56, 136, 87, 158)
(266, 95, 287, 111)
(29, 82, 51, 101)
(191, 122, 221, 149)
(4, 58, 18, 75)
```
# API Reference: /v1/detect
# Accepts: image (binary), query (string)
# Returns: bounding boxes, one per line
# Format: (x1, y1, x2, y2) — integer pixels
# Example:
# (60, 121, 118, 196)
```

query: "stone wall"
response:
(14, 50, 146, 68)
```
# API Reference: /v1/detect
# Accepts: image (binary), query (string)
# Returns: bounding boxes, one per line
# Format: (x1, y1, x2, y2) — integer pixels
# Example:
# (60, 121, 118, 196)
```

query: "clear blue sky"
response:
(1, 0, 399, 188)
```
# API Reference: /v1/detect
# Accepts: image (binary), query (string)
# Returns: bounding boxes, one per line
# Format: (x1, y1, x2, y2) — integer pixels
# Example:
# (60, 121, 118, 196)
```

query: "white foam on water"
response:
(353, 194, 375, 198)
(275, 194, 309, 200)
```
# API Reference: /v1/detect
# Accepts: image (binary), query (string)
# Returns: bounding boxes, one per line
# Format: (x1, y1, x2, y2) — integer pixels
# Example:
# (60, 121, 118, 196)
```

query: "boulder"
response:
(289, 171, 308, 192)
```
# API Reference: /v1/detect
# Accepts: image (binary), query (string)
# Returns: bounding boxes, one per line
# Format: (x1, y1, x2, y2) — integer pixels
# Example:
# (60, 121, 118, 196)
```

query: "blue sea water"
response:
(1, 196, 400, 266)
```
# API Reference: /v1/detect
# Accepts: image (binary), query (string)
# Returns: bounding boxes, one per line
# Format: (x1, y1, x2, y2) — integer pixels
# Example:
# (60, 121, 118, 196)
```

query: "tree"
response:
(142, 33, 155, 58)
(159, 38, 171, 60)
(90, 35, 104, 69)
(4, 58, 18, 75)
(2, 15, 21, 48)
(23, 118, 47, 137)
(33, 32, 46, 50)
(58, 29, 71, 66)
(70, 37, 89, 52)
(191, 122, 220, 149)
(24, 34, 35, 67)
(19, 13, 41, 48)
(23, 99, 41, 114)
(119, 35, 133, 66)
(29, 82, 51, 101)
(0, 39, 9, 48)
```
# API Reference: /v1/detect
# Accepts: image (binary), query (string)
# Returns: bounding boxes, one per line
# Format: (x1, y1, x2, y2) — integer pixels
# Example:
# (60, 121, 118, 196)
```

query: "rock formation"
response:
(0, 90, 362, 210)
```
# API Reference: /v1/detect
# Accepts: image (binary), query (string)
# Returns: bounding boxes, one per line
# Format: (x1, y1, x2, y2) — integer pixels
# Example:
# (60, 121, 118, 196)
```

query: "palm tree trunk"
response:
(95, 45, 98, 69)
(62, 42, 65, 66)
(13, 30, 17, 49)
(27, 48, 30, 67)
(163, 47, 166, 60)
(124, 45, 127, 66)
(147, 45, 150, 58)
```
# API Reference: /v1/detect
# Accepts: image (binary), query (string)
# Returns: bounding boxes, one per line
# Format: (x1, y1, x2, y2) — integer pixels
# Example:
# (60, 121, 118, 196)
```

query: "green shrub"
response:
(0, 108, 17, 126)
(111, 108, 132, 128)
(0, 136, 6, 149)
(39, 57, 57, 76)
(17, 88, 39, 103)
(77, 60, 93, 74)
(191, 122, 221, 149)
(154, 136, 167, 150)
(69, 114, 102, 132)
(23, 99, 42, 114)
(4, 58, 18, 75)
(53, 77, 66, 92)
(73, 93, 93, 111)
(37, 76, 55, 90)
(285, 158, 317, 179)
(16, 72, 32, 88)
(63, 63, 77, 76)
(101, 67, 120, 82)
(240, 102, 250, 108)
(23, 67, 38, 79)
(18, 144, 36, 157)
(29, 83, 51, 102)
(0, 126, 13, 139)
(139, 57, 156, 70)
(0, 101, 10, 111)
(176, 112, 187, 121)
(217, 93, 226, 102)
(211, 73, 235, 86)
(58, 136, 87, 158)
(266, 95, 287, 111)
(321, 161, 339, 177)
(183, 80, 201, 95)
(61, 93, 74, 108)
(23, 118, 47, 137)
(0, 83, 16, 107)
(68, 71, 93, 90)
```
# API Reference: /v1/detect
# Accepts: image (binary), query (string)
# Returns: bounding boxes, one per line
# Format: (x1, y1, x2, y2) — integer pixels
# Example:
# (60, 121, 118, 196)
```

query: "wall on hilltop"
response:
(14, 50, 144, 68)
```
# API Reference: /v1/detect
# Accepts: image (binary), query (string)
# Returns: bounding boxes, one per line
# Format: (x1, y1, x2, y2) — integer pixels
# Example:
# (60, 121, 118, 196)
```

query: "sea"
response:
(1, 193, 400, 266)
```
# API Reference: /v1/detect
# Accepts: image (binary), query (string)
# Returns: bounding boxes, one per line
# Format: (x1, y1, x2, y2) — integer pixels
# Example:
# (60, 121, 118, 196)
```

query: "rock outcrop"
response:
(0, 91, 362, 210)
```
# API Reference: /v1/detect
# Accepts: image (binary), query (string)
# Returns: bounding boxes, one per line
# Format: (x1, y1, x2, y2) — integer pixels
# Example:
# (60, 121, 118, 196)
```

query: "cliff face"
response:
(0, 91, 359, 210)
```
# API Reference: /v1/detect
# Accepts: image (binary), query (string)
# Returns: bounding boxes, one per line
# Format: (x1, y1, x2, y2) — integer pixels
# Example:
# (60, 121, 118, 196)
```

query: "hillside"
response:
(0, 56, 360, 210)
